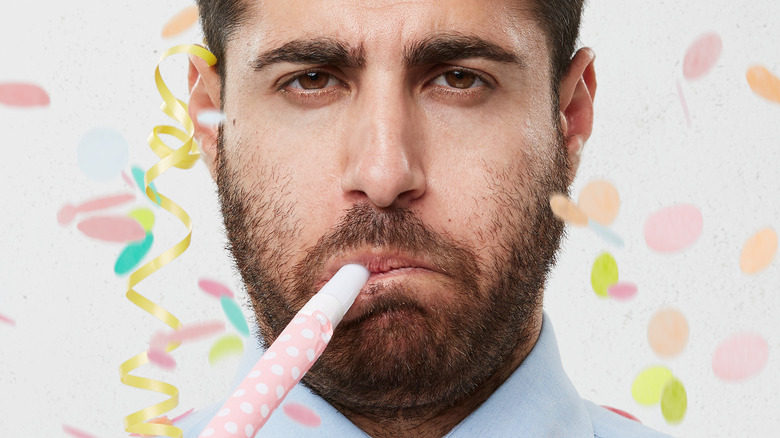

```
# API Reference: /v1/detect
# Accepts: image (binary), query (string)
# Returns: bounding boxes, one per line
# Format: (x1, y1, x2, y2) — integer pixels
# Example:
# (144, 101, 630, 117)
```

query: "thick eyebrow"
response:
(252, 38, 366, 71)
(251, 33, 524, 72)
(403, 33, 525, 69)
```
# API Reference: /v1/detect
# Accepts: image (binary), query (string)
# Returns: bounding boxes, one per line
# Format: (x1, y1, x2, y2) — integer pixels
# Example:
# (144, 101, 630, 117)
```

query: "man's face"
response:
(210, 0, 573, 415)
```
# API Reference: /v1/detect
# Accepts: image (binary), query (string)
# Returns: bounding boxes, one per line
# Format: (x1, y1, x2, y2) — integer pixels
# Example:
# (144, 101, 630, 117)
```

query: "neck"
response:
(340, 309, 543, 438)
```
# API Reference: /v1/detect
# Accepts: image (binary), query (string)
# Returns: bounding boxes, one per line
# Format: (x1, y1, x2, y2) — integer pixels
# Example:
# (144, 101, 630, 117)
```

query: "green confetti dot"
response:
(221, 295, 250, 337)
(208, 334, 244, 365)
(631, 365, 674, 405)
(591, 252, 619, 297)
(127, 207, 155, 232)
(660, 377, 687, 424)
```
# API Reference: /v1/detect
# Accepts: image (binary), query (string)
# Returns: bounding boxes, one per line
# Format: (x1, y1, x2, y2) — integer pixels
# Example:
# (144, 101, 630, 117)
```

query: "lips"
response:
(316, 250, 440, 291)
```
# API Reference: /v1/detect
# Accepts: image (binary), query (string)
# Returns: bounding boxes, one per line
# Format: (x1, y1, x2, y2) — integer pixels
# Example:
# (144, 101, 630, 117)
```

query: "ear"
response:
(557, 47, 597, 182)
(188, 52, 222, 176)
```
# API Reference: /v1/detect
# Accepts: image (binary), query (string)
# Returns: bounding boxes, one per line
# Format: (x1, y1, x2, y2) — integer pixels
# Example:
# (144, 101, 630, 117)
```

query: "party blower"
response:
(200, 264, 370, 437)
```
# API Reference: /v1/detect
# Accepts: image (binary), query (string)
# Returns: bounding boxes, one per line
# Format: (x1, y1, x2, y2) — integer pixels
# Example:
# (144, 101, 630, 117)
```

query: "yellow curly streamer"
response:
(120, 44, 217, 438)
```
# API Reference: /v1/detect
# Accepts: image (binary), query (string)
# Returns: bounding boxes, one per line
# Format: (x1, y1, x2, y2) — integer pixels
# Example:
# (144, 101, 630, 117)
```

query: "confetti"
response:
(221, 296, 250, 337)
(676, 79, 692, 127)
(198, 278, 235, 299)
(209, 334, 244, 364)
(644, 204, 703, 253)
(196, 110, 227, 127)
(712, 333, 769, 381)
(601, 405, 641, 423)
(683, 32, 722, 80)
(114, 232, 154, 275)
(0, 82, 50, 107)
(57, 193, 135, 225)
(740, 228, 777, 274)
(578, 180, 620, 226)
(76, 216, 146, 243)
(746, 65, 780, 104)
(62, 424, 99, 438)
(283, 403, 322, 427)
(607, 282, 638, 300)
(130, 416, 175, 437)
(151, 321, 226, 349)
(77, 127, 129, 182)
(631, 365, 674, 405)
(660, 378, 687, 424)
(131, 165, 162, 206)
(147, 347, 176, 370)
(550, 194, 588, 226)
(171, 409, 194, 424)
(591, 252, 619, 298)
(0, 313, 15, 326)
(647, 308, 689, 357)
(162, 5, 199, 38)
(588, 219, 625, 248)
(127, 207, 156, 232)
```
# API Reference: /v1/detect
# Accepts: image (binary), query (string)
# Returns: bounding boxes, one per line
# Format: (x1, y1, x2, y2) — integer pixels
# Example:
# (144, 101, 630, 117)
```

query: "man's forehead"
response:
(230, 0, 544, 65)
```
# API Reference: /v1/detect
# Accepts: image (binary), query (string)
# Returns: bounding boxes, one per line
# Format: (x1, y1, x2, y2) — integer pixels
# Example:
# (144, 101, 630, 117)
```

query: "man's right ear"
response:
(188, 52, 222, 176)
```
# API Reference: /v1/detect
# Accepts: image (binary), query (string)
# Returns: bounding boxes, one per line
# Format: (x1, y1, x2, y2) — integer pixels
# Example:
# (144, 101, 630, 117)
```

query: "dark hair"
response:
(195, 0, 584, 98)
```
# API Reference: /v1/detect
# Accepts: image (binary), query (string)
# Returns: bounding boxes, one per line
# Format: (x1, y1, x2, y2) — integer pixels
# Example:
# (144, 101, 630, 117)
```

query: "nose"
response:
(340, 78, 426, 209)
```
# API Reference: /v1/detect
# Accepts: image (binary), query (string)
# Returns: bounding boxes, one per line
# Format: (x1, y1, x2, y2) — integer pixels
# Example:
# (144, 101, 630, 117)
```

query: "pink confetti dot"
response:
(148, 347, 177, 370)
(0, 313, 15, 326)
(712, 333, 769, 381)
(644, 204, 703, 253)
(282, 403, 322, 427)
(683, 33, 722, 80)
(76, 216, 146, 243)
(607, 282, 638, 300)
(62, 425, 98, 438)
(0, 82, 50, 107)
(602, 405, 642, 423)
(198, 278, 235, 299)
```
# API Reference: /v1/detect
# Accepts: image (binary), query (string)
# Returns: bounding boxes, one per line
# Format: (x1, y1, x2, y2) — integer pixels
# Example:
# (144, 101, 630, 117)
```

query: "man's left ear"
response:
(558, 47, 597, 180)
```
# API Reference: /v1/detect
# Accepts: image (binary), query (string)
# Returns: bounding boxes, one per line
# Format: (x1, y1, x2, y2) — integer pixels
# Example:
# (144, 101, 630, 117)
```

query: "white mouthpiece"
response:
(298, 264, 370, 327)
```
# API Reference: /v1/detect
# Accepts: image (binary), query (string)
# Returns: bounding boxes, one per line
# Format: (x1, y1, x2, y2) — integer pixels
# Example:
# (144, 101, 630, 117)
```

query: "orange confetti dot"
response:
(746, 65, 780, 104)
(740, 228, 778, 274)
(647, 308, 689, 357)
(550, 194, 588, 226)
(162, 5, 199, 39)
(578, 180, 620, 226)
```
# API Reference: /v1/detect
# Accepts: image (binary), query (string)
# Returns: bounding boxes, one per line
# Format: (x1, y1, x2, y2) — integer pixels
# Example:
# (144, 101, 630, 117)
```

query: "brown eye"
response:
(298, 72, 329, 89)
(443, 70, 477, 89)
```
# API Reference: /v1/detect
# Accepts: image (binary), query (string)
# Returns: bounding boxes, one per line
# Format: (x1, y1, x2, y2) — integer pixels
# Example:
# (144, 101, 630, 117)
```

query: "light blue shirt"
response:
(180, 313, 671, 437)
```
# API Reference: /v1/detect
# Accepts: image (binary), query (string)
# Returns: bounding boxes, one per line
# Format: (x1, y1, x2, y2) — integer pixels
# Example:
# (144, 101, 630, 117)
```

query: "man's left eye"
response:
(431, 70, 485, 89)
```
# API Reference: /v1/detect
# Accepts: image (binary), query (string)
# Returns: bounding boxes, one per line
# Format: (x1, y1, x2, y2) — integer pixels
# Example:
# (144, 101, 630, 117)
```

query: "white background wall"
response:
(1, 0, 778, 436)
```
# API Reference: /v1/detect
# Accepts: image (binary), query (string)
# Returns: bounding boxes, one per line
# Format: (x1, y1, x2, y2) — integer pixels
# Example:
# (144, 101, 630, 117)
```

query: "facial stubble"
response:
(215, 127, 569, 418)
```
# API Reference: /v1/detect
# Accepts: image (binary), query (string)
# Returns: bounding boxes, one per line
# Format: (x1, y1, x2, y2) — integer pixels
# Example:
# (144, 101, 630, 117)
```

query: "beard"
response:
(214, 127, 569, 418)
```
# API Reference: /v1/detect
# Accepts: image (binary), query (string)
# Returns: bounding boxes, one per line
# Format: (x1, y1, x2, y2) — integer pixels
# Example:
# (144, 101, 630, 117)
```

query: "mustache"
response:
(288, 203, 481, 300)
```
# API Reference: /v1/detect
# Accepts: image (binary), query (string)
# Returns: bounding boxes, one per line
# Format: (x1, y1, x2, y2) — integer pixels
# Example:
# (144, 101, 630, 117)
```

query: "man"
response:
(182, 0, 670, 436)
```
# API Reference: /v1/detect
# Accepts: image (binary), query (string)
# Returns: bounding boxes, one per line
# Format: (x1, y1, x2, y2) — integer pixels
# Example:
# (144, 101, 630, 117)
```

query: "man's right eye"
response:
(284, 70, 342, 91)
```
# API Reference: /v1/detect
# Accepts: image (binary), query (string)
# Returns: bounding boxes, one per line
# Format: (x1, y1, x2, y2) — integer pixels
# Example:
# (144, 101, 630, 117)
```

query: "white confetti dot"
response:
(233, 389, 246, 398)
(306, 349, 315, 361)
(301, 329, 314, 339)
(225, 422, 238, 434)
(241, 402, 254, 414)
(278, 334, 292, 342)
(276, 385, 285, 399)
(245, 424, 254, 437)
(293, 317, 307, 324)
(261, 404, 270, 417)
(202, 429, 215, 437)
(255, 383, 269, 394)
(249, 370, 261, 378)
(218, 408, 231, 417)
(263, 351, 277, 360)
(292, 366, 300, 379)
(286, 346, 299, 357)
(271, 364, 284, 375)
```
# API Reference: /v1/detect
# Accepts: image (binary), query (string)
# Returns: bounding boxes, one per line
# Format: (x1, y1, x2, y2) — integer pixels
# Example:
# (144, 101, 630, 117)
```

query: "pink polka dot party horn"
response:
(200, 264, 370, 437)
